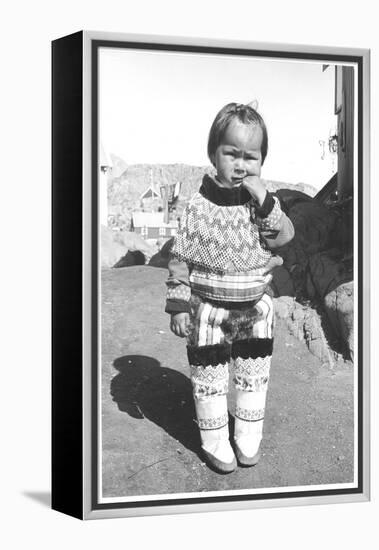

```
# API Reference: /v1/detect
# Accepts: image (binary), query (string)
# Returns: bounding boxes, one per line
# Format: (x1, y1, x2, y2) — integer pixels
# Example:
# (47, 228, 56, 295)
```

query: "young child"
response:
(165, 102, 294, 473)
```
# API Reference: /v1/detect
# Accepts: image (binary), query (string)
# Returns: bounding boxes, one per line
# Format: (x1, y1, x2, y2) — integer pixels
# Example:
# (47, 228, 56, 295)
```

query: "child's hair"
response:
(207, 102, 268, 166)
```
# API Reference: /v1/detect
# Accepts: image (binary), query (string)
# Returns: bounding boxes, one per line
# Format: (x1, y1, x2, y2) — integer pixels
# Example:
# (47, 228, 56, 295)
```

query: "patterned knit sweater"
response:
(166, 175, 294, 313)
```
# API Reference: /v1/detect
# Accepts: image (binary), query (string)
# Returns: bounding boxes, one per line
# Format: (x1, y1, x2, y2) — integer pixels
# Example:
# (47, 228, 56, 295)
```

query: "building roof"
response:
(140, 186, 161, 200)
(132, 211, 178, 228)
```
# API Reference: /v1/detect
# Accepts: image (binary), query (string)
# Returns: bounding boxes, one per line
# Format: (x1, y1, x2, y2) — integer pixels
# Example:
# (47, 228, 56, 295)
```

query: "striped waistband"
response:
(189, 268, 272, 303)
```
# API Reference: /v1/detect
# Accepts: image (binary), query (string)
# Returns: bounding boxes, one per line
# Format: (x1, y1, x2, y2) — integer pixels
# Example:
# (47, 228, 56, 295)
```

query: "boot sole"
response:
(202, 448, 237, 474)
(235, 447, 261, 467)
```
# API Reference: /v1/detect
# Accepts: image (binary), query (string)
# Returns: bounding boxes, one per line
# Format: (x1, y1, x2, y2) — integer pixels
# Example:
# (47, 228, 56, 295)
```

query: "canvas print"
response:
(97, 45, 358, 505)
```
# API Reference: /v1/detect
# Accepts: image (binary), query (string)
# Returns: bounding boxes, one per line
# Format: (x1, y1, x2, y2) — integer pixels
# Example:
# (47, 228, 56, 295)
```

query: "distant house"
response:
(131, 211, 178, 240)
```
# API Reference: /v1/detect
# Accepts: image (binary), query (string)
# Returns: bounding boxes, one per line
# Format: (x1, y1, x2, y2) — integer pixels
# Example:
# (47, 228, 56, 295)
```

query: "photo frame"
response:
(52, 31, 370, 520)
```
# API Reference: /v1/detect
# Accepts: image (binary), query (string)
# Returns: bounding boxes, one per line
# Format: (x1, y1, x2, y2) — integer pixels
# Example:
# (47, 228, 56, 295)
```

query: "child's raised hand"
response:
(242, 175, 267, 206)
(170, 312, 191, 338)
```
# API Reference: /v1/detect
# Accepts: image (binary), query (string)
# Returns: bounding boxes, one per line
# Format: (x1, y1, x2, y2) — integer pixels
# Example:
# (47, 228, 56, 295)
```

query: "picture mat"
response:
(79, 33, 368, 517)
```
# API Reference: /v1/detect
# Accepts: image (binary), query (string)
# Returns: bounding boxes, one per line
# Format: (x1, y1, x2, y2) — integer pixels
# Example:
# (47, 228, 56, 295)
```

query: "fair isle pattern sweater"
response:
(171, 187, 273, 273)
(166, 175, 294, 313)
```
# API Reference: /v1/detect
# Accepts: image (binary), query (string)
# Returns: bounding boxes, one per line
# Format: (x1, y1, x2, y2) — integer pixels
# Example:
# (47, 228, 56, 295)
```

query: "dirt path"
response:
(101, 266, 354, 498)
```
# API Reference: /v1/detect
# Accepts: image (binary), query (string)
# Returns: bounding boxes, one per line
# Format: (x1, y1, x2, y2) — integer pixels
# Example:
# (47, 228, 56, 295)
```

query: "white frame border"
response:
(82, 30, 370, 520)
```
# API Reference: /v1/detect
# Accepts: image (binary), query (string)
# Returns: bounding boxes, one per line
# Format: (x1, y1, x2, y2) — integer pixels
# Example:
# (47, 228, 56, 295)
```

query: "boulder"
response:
(101, 226, 157, 268)
(148, 251, 168, 268)
(274, 296, 334, 367)
(306, 251, 353, 359)
(114, 231, 157, 262)
(303, 306, 335, 367)
(148, 237, 175, 268)
(101, 226, 126, 268)
(113, 250, 146, 268)
(270, 190, 354, 362)
(324, 281, 354, 360)
(160, 237, 174, 258)
(273, 296, 296, 320)
(308, 250, 351, 298)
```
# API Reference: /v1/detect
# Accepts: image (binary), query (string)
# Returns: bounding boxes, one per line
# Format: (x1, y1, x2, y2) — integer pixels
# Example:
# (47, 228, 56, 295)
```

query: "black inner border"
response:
(91, 39, 364, 511)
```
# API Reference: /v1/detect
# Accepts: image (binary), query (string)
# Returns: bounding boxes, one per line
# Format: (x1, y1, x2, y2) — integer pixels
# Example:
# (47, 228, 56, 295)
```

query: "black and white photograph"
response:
(4, 0, 378, 544)
(90, 37, 366, 512)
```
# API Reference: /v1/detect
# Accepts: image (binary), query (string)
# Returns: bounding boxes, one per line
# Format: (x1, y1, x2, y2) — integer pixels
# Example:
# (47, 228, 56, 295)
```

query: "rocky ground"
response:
(101, 266, 354, 499)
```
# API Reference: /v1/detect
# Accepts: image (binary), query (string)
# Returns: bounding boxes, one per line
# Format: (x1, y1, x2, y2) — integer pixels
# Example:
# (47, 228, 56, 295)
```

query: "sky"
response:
(99, 47, 341, 191)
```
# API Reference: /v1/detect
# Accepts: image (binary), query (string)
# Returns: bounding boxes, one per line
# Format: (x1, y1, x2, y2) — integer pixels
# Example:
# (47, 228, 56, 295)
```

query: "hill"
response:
(107, 162, 318, 229)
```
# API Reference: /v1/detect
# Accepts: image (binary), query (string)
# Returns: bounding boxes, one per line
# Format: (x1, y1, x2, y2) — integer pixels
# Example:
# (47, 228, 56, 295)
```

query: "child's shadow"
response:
(110, 355, 201, 457)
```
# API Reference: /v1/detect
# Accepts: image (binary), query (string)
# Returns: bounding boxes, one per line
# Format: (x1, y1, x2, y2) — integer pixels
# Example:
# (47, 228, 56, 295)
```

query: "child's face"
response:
(213, 120, 263, 188)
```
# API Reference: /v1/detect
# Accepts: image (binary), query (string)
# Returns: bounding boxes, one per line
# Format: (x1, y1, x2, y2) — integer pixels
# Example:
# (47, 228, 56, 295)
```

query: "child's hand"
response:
(170, 312, 191, 338)
(242, 175, 267, 206)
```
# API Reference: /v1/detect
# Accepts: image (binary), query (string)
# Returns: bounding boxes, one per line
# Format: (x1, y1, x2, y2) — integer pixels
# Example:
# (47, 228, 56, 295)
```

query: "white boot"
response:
(234, 389, 267, 466)
(195, 395, 237, 473)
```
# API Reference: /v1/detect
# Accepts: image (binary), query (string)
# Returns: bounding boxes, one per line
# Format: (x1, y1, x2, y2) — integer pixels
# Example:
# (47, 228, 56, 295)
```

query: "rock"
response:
(308, 250, 351, 299)
(160, 237, 174, 258)
(273, 296, 295, 319)
(268, 191, 354, 362)
(148, 237, 175, 268)
(292, 305, 305, 321)
(115, 231, 157, 261)
(275, 298, 334, 367)
(306, 250, 353, 359)
(101, 226, 157, 268)
(113, 250, 146, 268)
(303, 307, 334, 367)
(101, 226, 127, 267)
(324, 281, 354, 360)
(148, 251, 169, 268)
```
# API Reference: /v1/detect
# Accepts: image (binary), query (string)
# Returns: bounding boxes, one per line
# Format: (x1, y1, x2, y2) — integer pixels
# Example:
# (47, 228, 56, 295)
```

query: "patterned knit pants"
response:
(186, 293, 274, 431)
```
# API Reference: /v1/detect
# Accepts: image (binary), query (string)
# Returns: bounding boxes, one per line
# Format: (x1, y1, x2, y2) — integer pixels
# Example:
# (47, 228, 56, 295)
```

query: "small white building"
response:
(131, 211, 178, 240)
